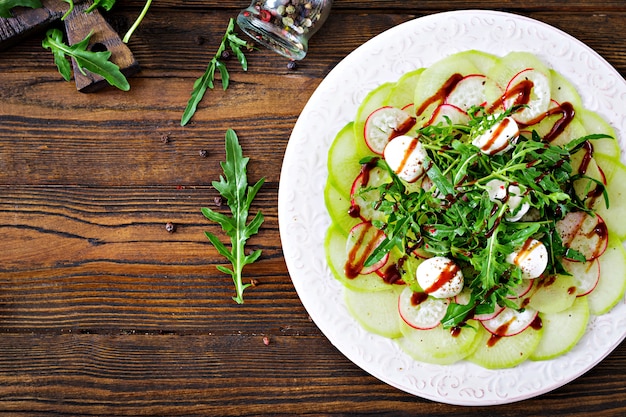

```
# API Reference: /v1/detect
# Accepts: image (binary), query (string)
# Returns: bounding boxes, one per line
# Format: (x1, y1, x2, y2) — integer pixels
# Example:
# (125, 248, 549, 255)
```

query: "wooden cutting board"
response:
(0, 0, 139, 92)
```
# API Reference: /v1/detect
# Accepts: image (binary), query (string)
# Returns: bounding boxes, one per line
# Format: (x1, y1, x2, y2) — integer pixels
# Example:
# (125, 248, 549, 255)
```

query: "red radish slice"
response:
(572, 154, 607, 210)
(444, 74, 487, 111)
(398, 286, 449, 330)
(562, 258, 600, 297)
(426, 103, 469, 126)
(374, 251, 405, 285)
(363, 106, 416, 154)
(556, 212, 609, 261)
(412, 246, 432, 259)
(454, 288, 472, 305)
(349, 166, 389, 223)
(474, 304, 505, 322)
(503, 68, 551, 125)
(507, 279, 534, 299)
(401, 102, 415, 115)
(345, 222, 389, 277)
(481, 306, 539, 337)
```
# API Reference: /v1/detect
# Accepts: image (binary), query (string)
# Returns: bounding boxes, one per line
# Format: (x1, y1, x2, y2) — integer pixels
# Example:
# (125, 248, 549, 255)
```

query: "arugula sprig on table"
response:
(0, 0, 41, 17)
(42, 28, 129, 91)
(201, 129, 265, 304)
(181, 18, 250, 126)
(359, 107, 611, 327)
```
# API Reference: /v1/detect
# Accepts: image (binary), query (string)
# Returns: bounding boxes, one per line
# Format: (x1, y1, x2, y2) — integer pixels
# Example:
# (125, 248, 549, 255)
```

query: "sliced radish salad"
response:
(324, 50, 626, 369)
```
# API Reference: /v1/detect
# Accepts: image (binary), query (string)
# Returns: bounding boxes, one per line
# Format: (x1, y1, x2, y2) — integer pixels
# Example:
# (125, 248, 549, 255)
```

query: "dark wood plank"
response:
(0, 333, 622, 416)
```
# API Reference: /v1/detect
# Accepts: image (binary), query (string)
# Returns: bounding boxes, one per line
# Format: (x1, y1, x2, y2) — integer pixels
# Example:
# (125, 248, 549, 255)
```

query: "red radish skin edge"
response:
(398, 294, 448, 330)
(346, 222, 389, 276)
(481, 308, 539, 337)
(363, 106, 416, 154)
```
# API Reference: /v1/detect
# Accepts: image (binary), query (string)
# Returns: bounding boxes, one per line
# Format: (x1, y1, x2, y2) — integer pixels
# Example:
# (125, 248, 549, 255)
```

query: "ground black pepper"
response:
(165, 222, 176, 233)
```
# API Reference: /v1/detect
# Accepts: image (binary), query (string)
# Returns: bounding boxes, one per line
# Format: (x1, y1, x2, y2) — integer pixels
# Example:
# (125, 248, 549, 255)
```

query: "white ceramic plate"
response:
(278, 10, 626, 405)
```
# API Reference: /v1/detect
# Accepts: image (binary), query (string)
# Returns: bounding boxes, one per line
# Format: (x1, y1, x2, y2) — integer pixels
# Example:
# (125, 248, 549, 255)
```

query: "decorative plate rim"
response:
(278, 9, 626, 406)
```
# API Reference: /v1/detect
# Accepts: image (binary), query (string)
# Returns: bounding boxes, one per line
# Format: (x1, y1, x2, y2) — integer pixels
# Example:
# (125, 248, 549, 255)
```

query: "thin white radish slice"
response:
(503, 68, 551, 125)
(562, 258, 600, 297)
(364, 106, 416, 154)
(444, 74, 487, 111)
(571, 151, 607, 209)
(454, 287, 472, 305)
(412, 246, 432, 259)
(426, 103, 469, 126)
(345, 222, 389, 277)
(472, 116, 518, 155)
(556, 211, 609, 261)
(481, 306, 539, 337)
(349, 166, 389, 223)
(474, 304, 505, 322)
(398, 286, 449, 330)
(507, 279, 534, 299)
(401, 102, 415, 115)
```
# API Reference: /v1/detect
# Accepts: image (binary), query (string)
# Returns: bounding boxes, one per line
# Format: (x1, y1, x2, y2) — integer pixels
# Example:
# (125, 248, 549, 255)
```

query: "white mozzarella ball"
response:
(505, 184, 530, 222)
(486, 179, 530, 222)
(472, 116, 519, 155)
(416, 256, 464, 299)
(383, 135, 429, 183)
(506, 238, 548, 279)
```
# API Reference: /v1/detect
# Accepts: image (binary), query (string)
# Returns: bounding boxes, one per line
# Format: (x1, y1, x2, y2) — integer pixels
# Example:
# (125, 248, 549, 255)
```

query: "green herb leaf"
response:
(201, 129, 265, 304)
(181, 18, 250, 126)
(86, 0, 116, 13)
(354, 106, 607, 328)
(41, 28, 130, 91)
(41, 28, 72, 81)
(0, 0, 42, 18)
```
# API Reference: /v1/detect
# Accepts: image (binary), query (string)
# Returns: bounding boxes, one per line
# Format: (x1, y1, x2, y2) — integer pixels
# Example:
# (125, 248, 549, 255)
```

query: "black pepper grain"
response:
(287, 60, 298, 70)
(165, 222, 176, 233)
(199, 149, 208, 158)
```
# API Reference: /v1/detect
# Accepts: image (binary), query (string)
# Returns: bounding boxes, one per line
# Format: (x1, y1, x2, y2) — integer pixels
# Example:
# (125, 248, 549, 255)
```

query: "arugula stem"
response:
(123, 0, 152, 43)
(61, 0, 74, 20)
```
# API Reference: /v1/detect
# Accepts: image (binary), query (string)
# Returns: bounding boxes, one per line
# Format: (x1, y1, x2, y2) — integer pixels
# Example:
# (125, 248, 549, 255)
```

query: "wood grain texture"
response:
(1, 2, 626, 415)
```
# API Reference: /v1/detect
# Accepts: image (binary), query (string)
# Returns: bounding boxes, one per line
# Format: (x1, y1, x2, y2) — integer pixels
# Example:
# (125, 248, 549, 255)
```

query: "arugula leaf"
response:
(41, 28, 130, 91)
(86, 0, 116, 13)
(181, 18, 250, 126)
(0, 0, 42, 18)
(41, 28, 72, 81)
(354, 105, 610, 328)
(201, 129, 265, 304)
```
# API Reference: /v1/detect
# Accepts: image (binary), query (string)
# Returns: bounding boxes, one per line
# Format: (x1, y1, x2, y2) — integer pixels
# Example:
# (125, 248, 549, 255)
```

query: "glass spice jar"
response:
(236, 0, 333, 60)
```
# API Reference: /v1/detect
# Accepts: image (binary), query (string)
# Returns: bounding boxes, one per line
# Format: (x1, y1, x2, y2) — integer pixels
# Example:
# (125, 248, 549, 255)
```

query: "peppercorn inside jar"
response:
(237, 0, 332, 60)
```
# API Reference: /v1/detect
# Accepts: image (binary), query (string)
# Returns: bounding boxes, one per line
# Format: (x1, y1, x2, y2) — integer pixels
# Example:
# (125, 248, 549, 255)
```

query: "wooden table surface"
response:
(2, 1, 626, 415)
